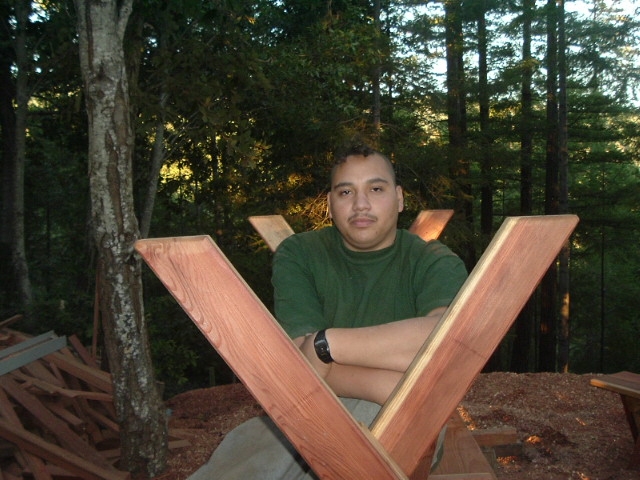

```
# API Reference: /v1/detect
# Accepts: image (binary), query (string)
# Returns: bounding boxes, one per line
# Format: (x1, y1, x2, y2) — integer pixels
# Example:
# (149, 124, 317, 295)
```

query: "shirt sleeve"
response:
(272, 234, 328, 339)
(413, 240, 468, 316)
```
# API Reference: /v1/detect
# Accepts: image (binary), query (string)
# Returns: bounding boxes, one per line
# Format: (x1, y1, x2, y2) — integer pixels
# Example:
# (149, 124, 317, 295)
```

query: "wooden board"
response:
(371, 214, 579, 478)
(0, 376, 117, 472)
(8, 330, 113, 393)
(135, 236, 407, 479)
(248, 215, 295, 252)
(138, 214, 577, 478)
(590, 371, 640, 399)
(0, 330, 142, 478)
(0, 417, 129, 480)
(409, 210, 454, 241)
(429, 414, 497, 480)
(591, 371, 640, 468)
(249, 210, 454, 253)
(0, 332, 67, 376)
(0, 387, 52, 480)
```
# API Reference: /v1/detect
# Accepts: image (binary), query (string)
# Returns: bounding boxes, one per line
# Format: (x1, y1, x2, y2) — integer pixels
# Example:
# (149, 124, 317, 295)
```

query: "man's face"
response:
(327, 154, 404, 252)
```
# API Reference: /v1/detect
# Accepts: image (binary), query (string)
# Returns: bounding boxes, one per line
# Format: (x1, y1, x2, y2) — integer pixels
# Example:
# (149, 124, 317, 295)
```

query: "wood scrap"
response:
(0, 327, 189, 479)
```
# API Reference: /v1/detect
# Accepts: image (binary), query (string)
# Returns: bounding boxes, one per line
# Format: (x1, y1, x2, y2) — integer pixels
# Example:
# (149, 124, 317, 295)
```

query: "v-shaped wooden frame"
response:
(248, 209, 455, 252)
(135, 214, 578, 479)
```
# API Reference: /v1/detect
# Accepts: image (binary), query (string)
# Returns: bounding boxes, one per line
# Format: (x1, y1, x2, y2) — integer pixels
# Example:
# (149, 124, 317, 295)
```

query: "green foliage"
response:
(29, 293, 94, 341)
(145, 294, 200, 395)
(569, 138, 640, 373)
(3, 0, 640, 395)
(142, 272, 237, 397)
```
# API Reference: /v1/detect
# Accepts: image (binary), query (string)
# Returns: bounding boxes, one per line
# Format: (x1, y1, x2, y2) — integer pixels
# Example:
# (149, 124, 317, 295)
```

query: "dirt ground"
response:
(155, 372, 638, 480)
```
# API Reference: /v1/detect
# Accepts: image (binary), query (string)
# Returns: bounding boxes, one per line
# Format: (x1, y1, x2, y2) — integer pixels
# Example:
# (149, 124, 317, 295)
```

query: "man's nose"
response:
(353, 192, 371, 210)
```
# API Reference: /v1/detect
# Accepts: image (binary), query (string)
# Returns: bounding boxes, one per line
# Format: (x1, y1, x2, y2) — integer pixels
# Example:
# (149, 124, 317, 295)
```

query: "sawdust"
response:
(153, 373, 638, 480)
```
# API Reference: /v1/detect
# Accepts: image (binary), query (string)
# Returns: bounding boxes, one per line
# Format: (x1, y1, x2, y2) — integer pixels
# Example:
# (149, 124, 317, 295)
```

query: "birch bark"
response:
(74, 0, 167, 475)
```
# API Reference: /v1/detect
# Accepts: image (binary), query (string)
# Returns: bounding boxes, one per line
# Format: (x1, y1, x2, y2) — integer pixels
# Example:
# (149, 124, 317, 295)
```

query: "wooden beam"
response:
(68, 334, 99, 368)
(471, 427, 519, 448)
(10, 371, 113, 402)
(135, 236, 407, 479)
(138, 215, 576, 478)
(0, 385, 53, 480)
(428, 413, 498, 479)
(590, 371, 640, 399)
(591, 371, 640, 468)
(371, 215, 579, 478)
(0, 418, 129, 480)
(0, 376, 119, 473)
(249, 210, 454, 253)
(248, 215, 295, 252)
(0, 333, 67, 376)
(0, 314, 23, 329)
(7, 330, 113, 393)
(43, 351, 112, 393)
(0, 331, 58, 361)
(408, 210, 454, 241)
(22, 357, 65, 387)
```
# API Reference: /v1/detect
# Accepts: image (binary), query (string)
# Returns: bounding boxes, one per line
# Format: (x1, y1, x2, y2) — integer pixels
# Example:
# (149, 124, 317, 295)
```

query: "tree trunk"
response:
(74, 1, 167, 475)
(139, 22, 169, 239)
(478, 0, 492, 247)
(445, 0, 474, 271)
(372, 0, 381, 134)
(4, 0, 33, 313)
(123, 8, 163, 240)
(140, 114, 167, 239)
(512, 0, 536, 373)
(477, 0, 499, 371)
(0, 7, 17, 304)
(540, 0, 560, 372)
(557, 0, 571, 373)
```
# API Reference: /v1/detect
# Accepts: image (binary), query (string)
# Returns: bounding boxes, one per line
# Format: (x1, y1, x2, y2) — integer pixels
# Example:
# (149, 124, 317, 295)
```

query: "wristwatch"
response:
(313, 329, 334, 364)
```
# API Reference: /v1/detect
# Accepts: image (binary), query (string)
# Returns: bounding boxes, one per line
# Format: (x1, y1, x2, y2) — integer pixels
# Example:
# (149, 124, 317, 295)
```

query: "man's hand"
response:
(294, 331, 405, 405)
(319, 307, 447, 373)
(290, 308, 447, 404)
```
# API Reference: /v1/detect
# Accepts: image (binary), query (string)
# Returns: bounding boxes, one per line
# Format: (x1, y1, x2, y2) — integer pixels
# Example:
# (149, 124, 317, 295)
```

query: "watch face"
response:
(314, 330, 333, 363)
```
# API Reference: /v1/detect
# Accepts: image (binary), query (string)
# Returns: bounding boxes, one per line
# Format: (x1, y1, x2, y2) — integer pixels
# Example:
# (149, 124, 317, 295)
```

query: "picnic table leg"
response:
(632, 437, 640, 469)
(621, 395, 640, 468)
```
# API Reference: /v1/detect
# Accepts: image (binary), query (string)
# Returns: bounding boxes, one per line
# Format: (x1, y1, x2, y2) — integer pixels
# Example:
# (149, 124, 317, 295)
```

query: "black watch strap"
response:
(313, 329, 334, 364)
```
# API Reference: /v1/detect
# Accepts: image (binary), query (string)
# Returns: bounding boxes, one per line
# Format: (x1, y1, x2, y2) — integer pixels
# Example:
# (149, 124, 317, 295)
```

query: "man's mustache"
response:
(348, 214, 377, 222)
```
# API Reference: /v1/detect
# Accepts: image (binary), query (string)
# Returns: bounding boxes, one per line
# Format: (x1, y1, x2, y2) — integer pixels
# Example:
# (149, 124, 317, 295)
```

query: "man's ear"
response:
(396, 186, 404, 213)
(326, 192, 332, 218)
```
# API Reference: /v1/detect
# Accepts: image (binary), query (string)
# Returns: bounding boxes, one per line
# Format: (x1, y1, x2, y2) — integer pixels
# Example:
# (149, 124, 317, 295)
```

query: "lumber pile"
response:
(0, 315, 188, 479)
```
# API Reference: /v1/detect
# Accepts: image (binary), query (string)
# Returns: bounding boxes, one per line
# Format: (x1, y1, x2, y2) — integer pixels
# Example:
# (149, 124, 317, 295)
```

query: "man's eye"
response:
(372, 186, 384, 192)
(340, 189, 351, 196)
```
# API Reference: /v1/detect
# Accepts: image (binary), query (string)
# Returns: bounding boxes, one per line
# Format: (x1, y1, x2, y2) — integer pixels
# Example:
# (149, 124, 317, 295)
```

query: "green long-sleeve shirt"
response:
(272, 226, 468, 339)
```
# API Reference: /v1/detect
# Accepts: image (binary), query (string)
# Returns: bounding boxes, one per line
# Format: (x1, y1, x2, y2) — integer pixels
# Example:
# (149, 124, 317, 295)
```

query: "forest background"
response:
(1, 0, 640, 421)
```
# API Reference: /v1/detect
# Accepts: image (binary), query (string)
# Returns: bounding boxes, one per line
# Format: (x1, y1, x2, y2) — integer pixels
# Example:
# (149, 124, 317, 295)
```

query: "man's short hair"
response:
(331, 141, 397, 185)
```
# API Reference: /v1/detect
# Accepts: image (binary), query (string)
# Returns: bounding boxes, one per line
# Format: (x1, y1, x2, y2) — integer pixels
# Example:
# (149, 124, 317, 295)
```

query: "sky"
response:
(565, 0, 638, 16)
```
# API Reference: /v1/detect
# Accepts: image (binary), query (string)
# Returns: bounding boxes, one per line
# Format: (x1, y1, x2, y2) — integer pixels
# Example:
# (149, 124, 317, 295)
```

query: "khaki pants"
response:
(188, 398, 445, 480)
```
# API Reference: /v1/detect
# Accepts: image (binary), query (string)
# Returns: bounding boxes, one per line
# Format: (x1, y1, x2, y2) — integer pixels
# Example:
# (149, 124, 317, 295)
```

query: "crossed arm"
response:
(293, 307, 447, 405)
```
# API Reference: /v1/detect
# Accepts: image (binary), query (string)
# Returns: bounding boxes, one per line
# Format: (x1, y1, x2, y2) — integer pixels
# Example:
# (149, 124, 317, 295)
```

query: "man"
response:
(273, 142, 467, 405)
(191, 142, 467, 479)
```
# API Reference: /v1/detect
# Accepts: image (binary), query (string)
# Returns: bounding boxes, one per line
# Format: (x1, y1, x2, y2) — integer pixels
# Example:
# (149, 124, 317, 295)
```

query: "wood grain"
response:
(135, 236, 407, 479)
(248, 215, 295, 252)
(590, 371, 640, 399)
(408, 209, 455, 241)
(371, 214, 579, 478)
(139, 214, 577, 479)
(0, 417, 129, 480)
(430, 414, 497, 480)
